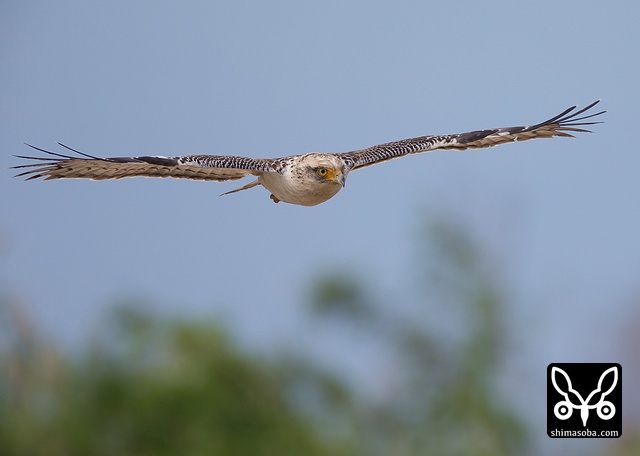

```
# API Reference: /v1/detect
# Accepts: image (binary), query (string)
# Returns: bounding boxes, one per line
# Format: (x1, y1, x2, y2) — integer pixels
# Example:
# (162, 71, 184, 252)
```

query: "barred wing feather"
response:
(13, 143, 279, 182)
(341, 100, 605, 170)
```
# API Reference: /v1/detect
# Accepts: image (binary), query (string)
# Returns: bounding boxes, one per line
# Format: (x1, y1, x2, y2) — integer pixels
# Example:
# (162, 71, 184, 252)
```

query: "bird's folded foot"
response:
(270, 194, 280, 203)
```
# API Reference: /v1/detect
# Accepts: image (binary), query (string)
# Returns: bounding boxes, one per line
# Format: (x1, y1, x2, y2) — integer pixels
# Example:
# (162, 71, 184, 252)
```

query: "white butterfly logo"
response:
(551, 366, 618, 427)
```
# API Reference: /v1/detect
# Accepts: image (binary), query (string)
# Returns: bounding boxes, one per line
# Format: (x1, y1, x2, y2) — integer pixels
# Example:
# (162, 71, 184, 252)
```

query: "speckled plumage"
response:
(13, 101, 605, 206)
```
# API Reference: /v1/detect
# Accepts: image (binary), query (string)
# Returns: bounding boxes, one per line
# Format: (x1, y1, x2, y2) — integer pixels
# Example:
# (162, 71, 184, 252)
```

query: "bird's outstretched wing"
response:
(12, 143, 280, 182)
(340, 100, 605, 170)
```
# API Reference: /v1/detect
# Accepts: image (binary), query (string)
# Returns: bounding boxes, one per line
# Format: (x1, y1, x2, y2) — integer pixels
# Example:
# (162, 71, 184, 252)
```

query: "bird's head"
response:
(301, 154, 347, 188)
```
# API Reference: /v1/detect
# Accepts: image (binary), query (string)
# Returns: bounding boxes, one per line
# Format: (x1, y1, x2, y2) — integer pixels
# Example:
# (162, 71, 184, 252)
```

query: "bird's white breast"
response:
(258, 154, 345, 206)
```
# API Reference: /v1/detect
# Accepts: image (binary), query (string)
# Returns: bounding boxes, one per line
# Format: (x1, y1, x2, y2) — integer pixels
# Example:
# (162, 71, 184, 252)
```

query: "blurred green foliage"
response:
(309, 219, 526, 456)
(1, 218, 638, 455)
(0, 304, 354, 456)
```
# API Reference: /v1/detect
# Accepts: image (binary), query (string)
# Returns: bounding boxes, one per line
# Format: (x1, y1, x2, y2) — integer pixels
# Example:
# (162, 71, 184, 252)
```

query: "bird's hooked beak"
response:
(326, 169, 346, 187)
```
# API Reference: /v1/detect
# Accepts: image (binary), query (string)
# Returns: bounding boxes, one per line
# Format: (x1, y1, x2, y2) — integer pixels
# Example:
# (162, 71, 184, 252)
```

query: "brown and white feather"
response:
(13, 144, 282, 182)
(338, 100, 604, 170)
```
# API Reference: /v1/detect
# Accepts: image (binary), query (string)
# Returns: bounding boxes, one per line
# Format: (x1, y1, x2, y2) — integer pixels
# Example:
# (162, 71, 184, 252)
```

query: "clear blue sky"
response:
(2, 2, 639, 454)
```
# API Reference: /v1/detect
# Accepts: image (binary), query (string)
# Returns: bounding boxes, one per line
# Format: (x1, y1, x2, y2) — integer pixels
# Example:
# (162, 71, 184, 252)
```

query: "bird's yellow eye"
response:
(316, 168, 328, 177)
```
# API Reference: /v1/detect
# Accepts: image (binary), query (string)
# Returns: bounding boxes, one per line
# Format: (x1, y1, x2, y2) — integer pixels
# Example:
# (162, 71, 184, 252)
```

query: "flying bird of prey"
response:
(14, 101, 604, 206)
